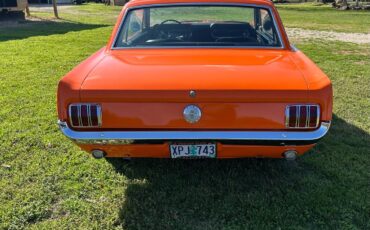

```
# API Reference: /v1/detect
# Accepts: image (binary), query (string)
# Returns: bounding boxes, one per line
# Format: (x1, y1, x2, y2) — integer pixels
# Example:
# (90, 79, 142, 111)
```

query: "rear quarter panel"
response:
(289, 51, 333, 121)
(57, 47, 106, 121)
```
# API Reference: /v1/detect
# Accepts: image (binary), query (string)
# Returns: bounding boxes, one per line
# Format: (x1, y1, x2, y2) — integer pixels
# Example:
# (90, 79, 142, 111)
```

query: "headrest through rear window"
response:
(262, 15, 273, 30)
(210, 23, 253, 38)
(156, 23, 192, 32)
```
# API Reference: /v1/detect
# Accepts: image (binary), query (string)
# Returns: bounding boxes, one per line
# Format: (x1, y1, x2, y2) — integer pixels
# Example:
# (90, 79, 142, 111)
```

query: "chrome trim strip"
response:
(316, 105, 320, 128)
(111, 3, 285, 50)
(87, 104, 92, 127)
(68, 105, 74, 127)
(290, 45, 299, 52)
(77, 105, 82, 127)
(306, 105, 310, 128)
(296, 105, 300, 128)
(96, 105, 103, 127)
(285, 106, 290, 128)
(57, 120, 331, 145)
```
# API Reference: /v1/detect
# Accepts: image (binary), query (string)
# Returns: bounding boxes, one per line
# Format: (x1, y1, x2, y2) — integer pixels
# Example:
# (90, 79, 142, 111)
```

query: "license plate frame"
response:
(169, 142, 217, 159)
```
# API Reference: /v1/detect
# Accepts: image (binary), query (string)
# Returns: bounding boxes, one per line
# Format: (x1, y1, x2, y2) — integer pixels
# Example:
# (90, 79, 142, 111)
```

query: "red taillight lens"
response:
(90, 105, 99, 126)
(70, 105, 80, 127)
(288, 106, 297, 127)
(299, 106, 307, 128)
(309, 106, 318, 127)
(286, 105, 320, 129)
(80, 105, 89, 126)
(69, 104, 101, 128)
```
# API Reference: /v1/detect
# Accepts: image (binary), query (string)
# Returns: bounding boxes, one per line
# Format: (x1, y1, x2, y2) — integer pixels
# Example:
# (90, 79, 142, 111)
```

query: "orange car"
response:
(57, 0, 332, 160)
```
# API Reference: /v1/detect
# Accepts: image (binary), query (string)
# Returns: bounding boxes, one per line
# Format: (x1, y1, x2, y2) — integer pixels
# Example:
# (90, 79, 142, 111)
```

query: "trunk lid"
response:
(80, 49, 308, 130)
(81, 49, 308, 102)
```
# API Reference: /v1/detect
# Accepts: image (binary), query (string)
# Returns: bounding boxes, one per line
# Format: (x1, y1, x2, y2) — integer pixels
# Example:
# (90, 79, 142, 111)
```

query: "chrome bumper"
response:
(57, 120, 331, 146)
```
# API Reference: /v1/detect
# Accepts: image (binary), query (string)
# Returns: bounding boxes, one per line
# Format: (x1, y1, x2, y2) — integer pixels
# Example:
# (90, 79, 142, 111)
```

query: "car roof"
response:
(125, 0, 274, 8)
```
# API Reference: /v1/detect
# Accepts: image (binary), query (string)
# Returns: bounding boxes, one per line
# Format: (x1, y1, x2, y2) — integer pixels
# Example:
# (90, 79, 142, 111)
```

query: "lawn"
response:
(276, 3, 370, 33)
(0, 3, 369, 229)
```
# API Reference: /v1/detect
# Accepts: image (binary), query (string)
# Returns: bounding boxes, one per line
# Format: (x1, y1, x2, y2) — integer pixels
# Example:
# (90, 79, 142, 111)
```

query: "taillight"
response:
(69, 104, 101, 128)
(285, 105, 320, 129)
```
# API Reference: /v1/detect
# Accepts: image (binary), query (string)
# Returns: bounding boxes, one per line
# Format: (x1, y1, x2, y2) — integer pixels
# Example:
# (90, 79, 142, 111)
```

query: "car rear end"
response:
(57, 1, 332, 159)
(57, 49, 332, 159)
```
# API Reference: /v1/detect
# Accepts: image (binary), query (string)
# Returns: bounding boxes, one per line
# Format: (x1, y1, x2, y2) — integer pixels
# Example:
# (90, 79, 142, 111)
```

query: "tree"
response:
(52, 0, 59, 18)
(25, 1, 30, 17)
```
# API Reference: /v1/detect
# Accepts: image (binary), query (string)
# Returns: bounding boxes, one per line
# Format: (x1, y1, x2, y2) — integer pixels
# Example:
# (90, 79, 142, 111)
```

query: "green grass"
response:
(27, 3, 370, 33)
(0, 3, 369, 229)
(31, 4, 121, 25)
(276, 3, 370, 33)
(149, 6, 255, 24)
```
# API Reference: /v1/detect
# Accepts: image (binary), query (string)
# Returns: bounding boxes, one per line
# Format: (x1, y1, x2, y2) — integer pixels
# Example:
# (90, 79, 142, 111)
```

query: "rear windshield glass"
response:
(114, 5, 282, 48)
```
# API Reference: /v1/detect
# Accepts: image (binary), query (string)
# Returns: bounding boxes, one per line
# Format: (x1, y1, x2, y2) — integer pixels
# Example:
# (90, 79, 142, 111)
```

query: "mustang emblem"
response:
(183, 105, 202, 124)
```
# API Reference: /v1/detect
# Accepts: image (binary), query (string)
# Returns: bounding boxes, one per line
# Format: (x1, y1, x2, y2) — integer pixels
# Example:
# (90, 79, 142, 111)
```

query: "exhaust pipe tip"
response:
(91, 149, 106, 159)
(283, 150, 297, 161)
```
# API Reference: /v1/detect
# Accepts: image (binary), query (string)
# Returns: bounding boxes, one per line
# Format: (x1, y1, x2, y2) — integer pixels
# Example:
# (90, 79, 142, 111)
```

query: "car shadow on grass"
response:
(0, 19, 109, 42)
(107, 114, 370, 229)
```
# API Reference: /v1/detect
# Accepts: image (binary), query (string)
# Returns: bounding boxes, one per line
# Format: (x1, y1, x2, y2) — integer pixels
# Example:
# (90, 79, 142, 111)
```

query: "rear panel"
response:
(68, 102, 317, 130)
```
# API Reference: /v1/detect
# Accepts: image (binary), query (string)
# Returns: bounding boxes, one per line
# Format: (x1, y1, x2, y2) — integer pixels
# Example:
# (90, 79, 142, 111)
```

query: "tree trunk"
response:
(52, 0, 59, 18)
(25, 0, 30, 17)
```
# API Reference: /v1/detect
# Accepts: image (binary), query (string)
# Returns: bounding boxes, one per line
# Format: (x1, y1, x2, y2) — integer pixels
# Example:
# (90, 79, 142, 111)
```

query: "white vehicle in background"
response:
(0, 0, 27, 20)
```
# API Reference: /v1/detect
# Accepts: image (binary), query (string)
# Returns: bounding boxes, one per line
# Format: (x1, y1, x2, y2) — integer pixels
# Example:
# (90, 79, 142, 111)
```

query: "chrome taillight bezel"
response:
(69, 103, 102, 128)
(285, 104, 320, 129)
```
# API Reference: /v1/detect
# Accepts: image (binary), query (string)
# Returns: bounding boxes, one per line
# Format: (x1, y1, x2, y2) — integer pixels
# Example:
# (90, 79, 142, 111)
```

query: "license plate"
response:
(170, 143, 216, 158)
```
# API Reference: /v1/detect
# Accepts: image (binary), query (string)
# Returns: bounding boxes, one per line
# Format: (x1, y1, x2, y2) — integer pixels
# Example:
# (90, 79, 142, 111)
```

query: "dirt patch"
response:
(287, 28, 370, 44)
(29, 4, 75, 12)
(354, 60, 369, 66)
(334, 49, 370, 56)
(0, 17, 60, 29)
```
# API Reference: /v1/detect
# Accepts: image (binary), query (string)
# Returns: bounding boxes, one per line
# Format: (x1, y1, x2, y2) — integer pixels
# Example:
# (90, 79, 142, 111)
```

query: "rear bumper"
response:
(78, 143, 316, 158)
(57, 120, 331, 146)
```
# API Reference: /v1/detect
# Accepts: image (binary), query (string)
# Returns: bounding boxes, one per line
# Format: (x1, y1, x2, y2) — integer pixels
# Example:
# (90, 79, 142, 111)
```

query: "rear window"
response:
(114, 5, 282, 48)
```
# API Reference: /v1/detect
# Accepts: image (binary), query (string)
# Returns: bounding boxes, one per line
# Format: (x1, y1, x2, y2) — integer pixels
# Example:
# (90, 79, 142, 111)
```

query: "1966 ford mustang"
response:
(57, 0, 333, 160)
